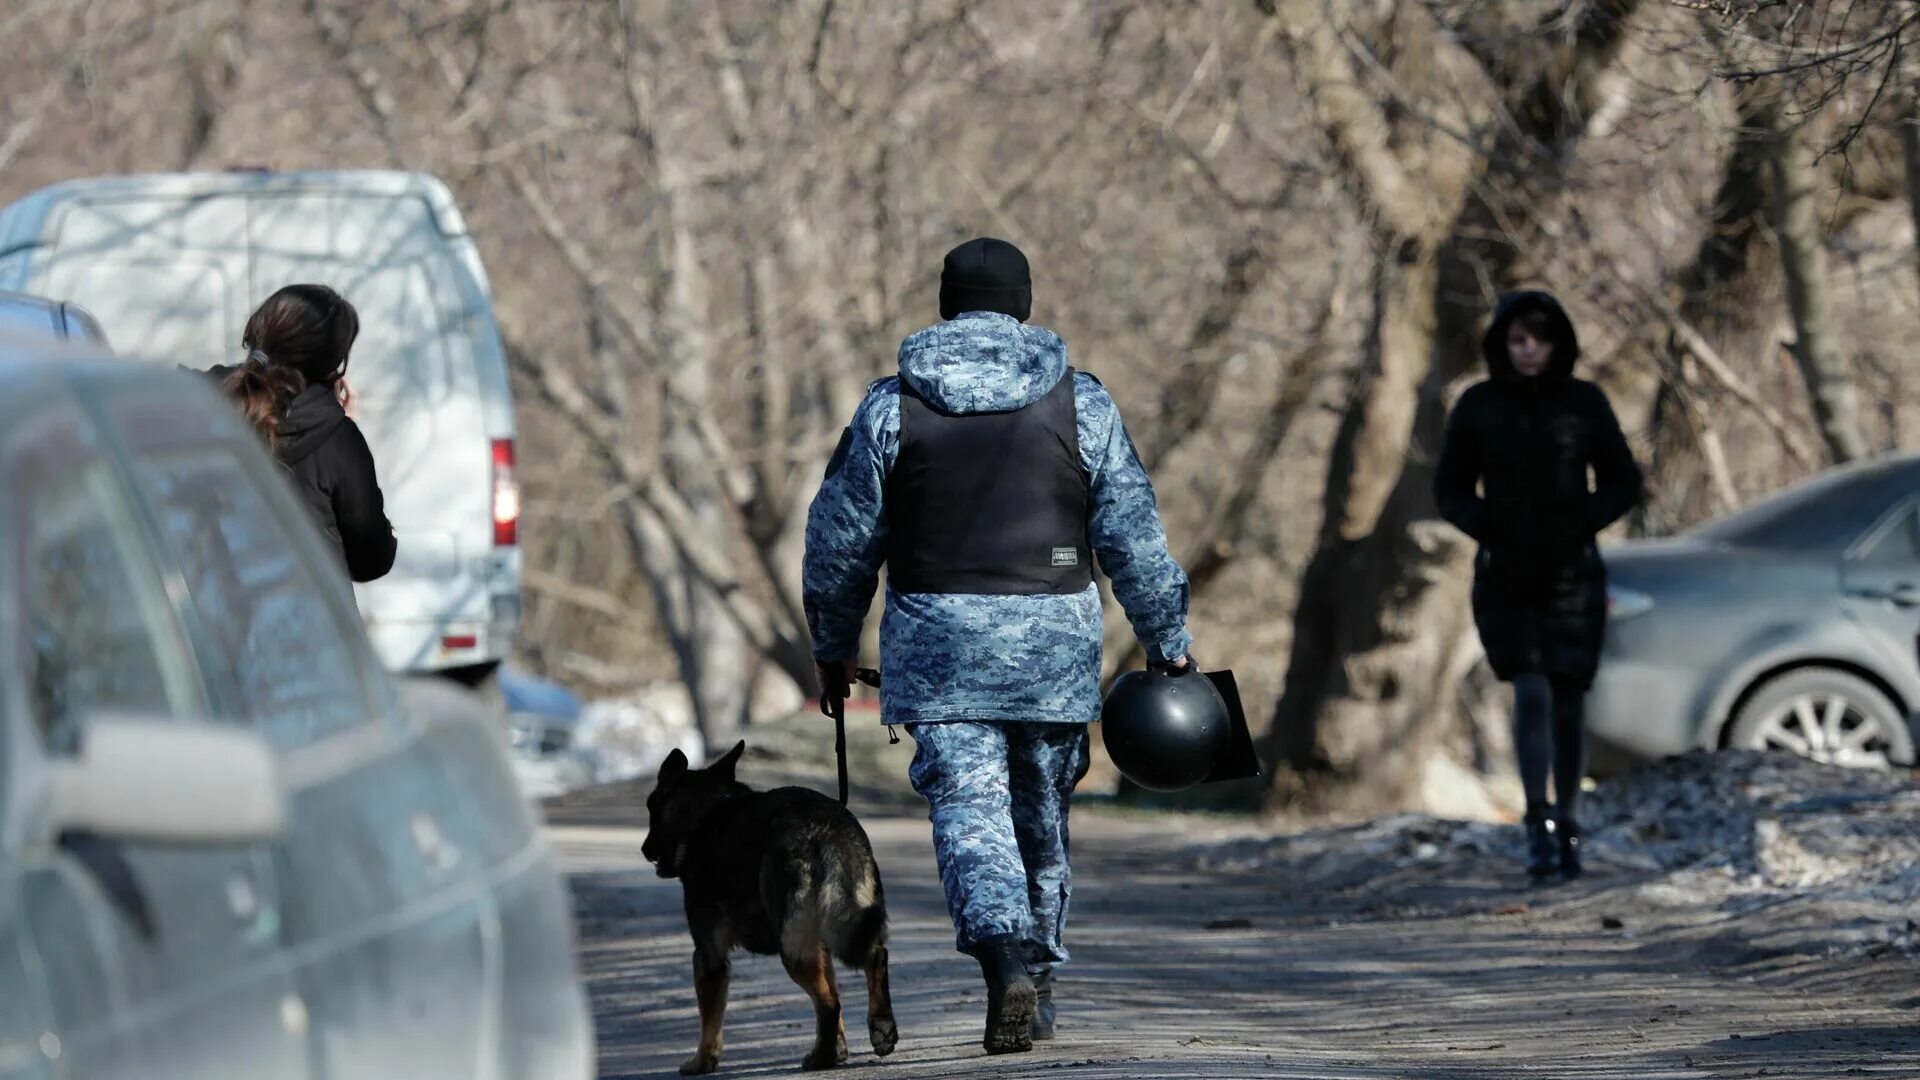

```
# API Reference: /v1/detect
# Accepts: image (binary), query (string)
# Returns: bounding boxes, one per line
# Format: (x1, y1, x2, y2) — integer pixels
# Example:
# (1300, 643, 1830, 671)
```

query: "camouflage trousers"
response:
(905, 721, 1091, 967)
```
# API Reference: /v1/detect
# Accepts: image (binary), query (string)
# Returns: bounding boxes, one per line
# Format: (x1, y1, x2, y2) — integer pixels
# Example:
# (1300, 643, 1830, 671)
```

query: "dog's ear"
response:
(711, 740, 747, 780)
(659, 748, 689, 782)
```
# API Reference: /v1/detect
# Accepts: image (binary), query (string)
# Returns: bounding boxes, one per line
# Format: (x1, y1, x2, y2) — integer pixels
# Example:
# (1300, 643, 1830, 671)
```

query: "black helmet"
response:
(1100, 668, 1233, 792)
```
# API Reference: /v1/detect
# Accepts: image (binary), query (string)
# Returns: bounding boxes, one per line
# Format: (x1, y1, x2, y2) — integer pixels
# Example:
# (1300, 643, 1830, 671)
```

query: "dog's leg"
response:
(784, 945, 848, 1071)
(680, 947, 730, 1076)
(864, 946, 897, 1056)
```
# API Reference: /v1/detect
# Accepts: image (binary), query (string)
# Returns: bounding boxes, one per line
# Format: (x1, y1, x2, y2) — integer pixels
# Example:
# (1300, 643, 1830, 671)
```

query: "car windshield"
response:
(1689, 459, 1920, 552)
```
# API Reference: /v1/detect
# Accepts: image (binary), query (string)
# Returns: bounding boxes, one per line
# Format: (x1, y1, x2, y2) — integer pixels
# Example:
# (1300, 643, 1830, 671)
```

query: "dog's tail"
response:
(827, 859, 889, 968)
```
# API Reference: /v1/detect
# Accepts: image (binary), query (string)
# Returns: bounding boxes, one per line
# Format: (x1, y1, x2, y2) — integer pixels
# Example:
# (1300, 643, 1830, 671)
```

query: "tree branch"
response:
(523, 566, 630, 620)
(307, 0, 402, 160)
(507, 337, 814, 683)
(1663, 305, 1820, 470)
(1263, 0, 1435, 240)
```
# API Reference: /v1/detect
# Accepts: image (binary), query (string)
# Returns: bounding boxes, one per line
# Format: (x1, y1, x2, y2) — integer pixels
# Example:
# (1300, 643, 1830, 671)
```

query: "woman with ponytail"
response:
(209, 284, 396, 583)
(222, 349, 308, 452)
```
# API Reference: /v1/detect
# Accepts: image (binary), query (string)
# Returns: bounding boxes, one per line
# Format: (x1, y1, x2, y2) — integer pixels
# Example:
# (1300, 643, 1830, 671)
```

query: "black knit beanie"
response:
(939, 237, 1032, 322)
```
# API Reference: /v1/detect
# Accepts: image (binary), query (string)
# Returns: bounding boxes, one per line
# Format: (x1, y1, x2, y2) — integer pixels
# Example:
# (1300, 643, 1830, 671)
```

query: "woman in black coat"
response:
(212, 284, 397, 583)
(1434, 291, 1642, 879)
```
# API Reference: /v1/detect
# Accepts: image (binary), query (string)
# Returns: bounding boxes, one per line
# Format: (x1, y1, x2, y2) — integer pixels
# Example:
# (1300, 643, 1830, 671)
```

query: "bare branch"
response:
(523, 566, 630, 620)
(306, 0, 401, 160)
(1263, 0, 1436, 240)
(0, 86, 54, 175)
(508, 337, 812, 679)
(1664, 306, 1820, 470)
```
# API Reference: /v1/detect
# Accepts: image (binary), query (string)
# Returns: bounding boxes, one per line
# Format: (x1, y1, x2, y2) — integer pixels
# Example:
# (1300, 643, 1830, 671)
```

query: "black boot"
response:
(1030, 967, 1056, 1041)
(1557, 817, 1583, 879)
(1524, 812, 1559, 878)
(973, 936, 1036, 1055)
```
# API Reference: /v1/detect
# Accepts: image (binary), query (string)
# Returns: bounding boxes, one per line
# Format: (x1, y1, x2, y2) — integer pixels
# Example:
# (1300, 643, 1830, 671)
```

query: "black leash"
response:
(830, 694, 849, 807)
(823, 667, 883, 807)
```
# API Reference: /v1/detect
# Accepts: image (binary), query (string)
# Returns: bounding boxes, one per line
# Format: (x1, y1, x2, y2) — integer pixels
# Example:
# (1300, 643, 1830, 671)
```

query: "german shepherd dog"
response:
(644, 742, 898, 1074)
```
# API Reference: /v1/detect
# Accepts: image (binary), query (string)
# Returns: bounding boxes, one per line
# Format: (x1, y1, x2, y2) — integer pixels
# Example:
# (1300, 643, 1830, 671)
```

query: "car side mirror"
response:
(47, 717, 285, 843)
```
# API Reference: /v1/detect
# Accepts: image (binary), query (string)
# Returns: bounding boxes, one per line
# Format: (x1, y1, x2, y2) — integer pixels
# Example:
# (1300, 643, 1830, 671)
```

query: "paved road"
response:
(558, 809, 1920, 1079)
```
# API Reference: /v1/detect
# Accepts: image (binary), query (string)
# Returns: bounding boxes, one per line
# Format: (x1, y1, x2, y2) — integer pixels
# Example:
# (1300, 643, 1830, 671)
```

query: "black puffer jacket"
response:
(207, 366, 397, 582)
(1433, 291, 1642, 687)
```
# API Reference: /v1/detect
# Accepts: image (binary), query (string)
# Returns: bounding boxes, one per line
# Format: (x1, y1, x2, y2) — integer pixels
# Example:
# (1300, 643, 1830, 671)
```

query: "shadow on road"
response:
(561, 807, 1920, 1079)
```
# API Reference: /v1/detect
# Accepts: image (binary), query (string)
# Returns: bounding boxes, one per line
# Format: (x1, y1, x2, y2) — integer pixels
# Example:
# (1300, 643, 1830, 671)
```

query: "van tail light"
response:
(492, 439, 520, 547)
(1607, 586, 1653, 620)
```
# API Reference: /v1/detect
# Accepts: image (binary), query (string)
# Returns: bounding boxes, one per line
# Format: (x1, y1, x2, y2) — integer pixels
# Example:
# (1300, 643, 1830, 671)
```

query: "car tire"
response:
(1726, 667, 1914, 769)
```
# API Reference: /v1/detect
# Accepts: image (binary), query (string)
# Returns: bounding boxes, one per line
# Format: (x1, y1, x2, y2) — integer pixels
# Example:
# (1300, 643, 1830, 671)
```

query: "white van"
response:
(0, 171, 521, 685)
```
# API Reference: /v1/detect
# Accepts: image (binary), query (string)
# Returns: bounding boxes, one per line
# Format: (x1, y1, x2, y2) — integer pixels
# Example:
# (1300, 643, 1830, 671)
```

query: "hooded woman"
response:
(211, 284, 396, 583)
(1434, 291, 1643, 879)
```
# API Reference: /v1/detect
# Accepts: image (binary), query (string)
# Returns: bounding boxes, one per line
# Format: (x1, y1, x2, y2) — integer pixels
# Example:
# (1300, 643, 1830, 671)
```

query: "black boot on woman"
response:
(1557, 817, 1583, 879)
(1524, 811, 1559, 878)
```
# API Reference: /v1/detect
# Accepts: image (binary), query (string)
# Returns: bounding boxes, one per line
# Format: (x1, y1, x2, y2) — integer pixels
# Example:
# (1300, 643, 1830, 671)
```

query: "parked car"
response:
(0, 170, 522, 690)
(0, 287, 110, 347)
(0, 339, 591, 1079)
(1589, 454, 1920, 773)
(500, 668, 592, 799)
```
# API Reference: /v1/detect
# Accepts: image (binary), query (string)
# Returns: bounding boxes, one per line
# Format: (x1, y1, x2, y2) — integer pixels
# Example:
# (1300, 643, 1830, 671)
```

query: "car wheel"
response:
(1726, 668, 1913, 769)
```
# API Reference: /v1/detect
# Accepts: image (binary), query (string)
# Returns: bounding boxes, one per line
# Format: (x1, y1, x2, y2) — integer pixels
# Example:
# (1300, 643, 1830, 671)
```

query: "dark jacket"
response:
(207, 366, 397, 582)
(1433, 291, 1642, 686)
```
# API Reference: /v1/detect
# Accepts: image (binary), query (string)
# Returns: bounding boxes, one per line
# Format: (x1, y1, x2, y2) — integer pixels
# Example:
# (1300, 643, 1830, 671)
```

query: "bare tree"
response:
(1689, 0, 1919, 463)
(1259, 0, 1650, 814)
(283, 0, 1339, 743)
(5, 0, 1914, 775)
(1766, 104, 1871, 462)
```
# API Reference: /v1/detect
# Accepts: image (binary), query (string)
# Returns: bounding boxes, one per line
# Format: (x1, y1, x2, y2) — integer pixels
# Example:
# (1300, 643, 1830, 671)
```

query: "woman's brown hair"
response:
(226, 284, 358, 449)
(222, 354, 308, 450)
(242, 283, 359, 386)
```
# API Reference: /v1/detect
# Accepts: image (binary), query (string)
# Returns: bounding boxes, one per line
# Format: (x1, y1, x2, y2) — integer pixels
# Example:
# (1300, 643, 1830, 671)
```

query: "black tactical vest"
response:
(884, 369, 1093, 594)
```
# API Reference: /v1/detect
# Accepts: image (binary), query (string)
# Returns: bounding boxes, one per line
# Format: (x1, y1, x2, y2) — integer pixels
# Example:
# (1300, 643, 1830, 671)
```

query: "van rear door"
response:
(29, 193, 248, 361)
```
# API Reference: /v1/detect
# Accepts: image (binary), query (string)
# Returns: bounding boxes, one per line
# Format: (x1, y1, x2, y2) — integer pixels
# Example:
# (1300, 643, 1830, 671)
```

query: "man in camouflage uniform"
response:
(803, 237, 1193, 1055)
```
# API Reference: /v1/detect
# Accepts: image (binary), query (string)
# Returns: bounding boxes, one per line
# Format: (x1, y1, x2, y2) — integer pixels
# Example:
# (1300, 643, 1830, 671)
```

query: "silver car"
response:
(0, 288, 109, 347)
(500, 668, 592, 799)
(0, 344, 593, 1078)
(1589, 454, 1920, 773)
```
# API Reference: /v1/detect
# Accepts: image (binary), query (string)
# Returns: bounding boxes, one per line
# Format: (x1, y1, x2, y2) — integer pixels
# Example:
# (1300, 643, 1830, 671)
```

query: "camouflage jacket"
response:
(802, 311, 1192, 726)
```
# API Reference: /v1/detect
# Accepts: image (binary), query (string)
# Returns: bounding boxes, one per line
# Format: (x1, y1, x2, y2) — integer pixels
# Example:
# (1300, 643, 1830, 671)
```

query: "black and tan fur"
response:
(643, 742, 897, 1074)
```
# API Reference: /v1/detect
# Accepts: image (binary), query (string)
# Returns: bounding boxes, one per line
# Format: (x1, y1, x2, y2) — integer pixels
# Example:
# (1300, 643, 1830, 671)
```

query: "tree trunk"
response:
(1901, 81, 1920, 334)
(1256, 0, 1645, 815)
(656, 196, 754, 746)
(1767, 114, 1869, 464)
(1637, 92, 1781, 533)
(683, 509, 752, 744)
(1267, 251, 1479, 812)
(1102, 306, 1329, 679)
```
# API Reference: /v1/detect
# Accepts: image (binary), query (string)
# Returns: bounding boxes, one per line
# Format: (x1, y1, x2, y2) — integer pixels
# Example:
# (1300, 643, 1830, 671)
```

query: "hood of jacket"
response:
(897, 311, 1068, 414)
(275, 383, 348, 465)
(1482, 290, 1579, 385)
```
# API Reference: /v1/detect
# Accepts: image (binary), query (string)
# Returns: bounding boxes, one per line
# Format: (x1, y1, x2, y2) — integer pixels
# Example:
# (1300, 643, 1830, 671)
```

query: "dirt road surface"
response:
(557, 789, 1920, 1080)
